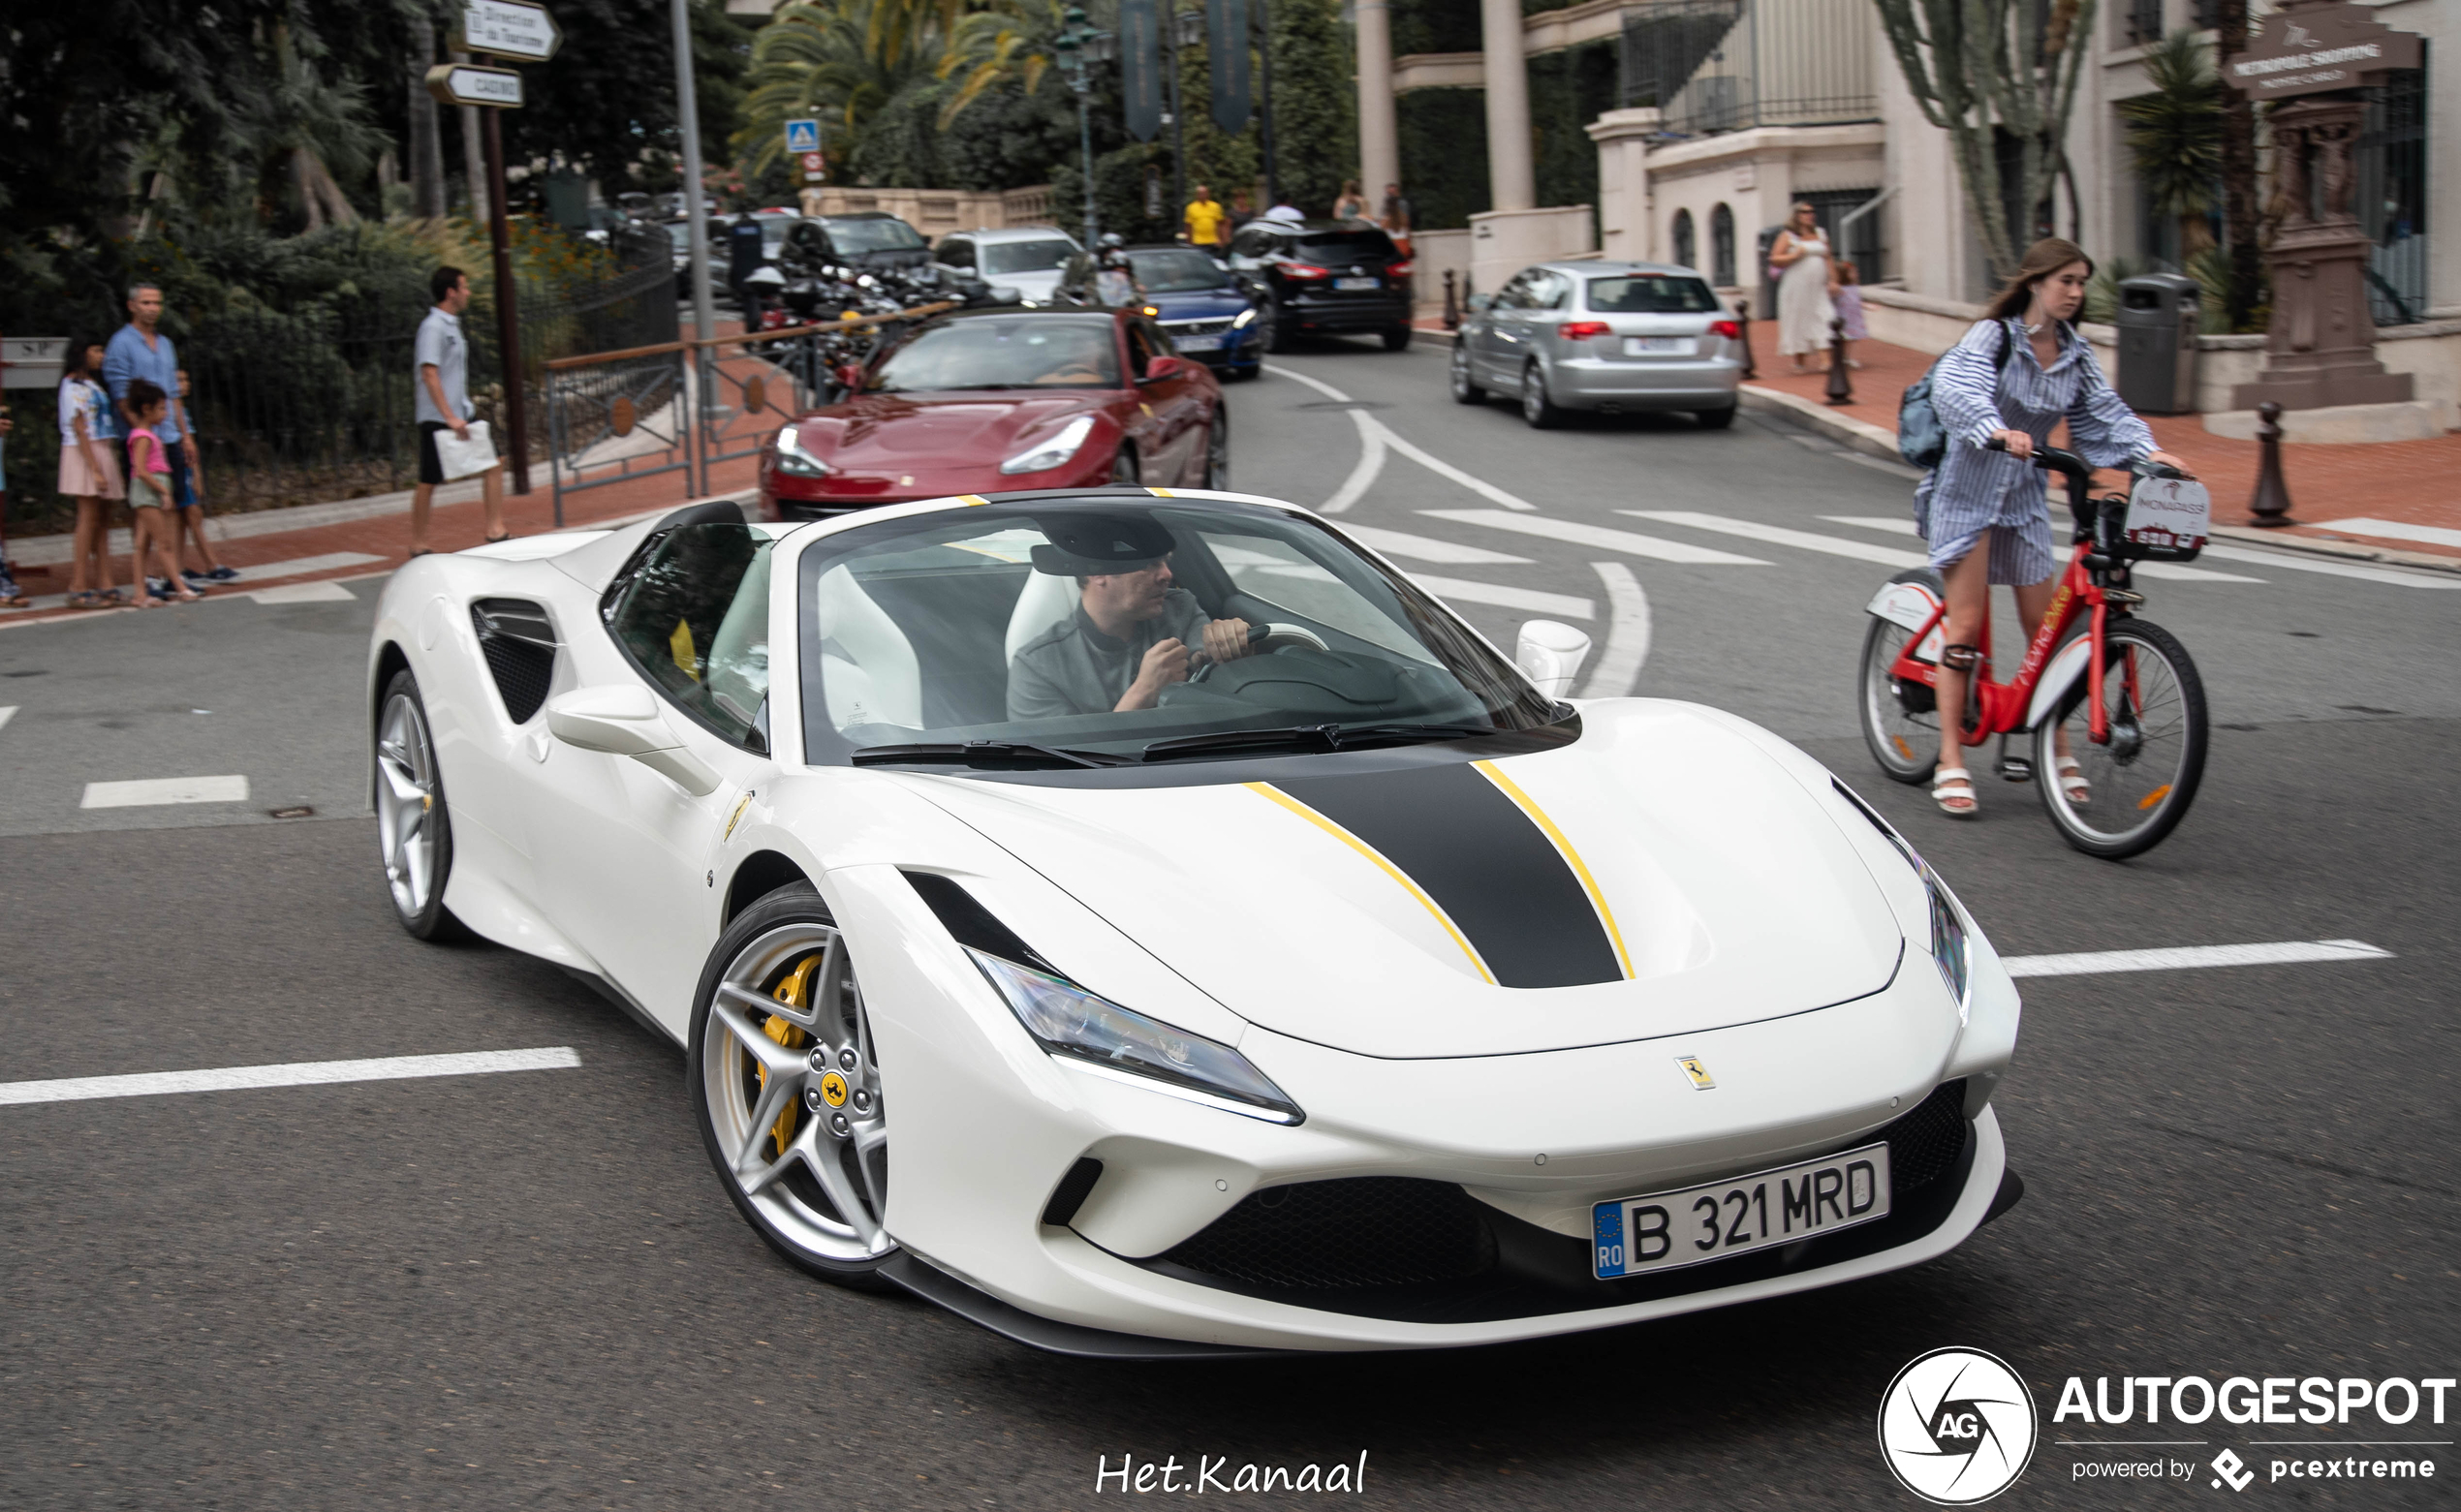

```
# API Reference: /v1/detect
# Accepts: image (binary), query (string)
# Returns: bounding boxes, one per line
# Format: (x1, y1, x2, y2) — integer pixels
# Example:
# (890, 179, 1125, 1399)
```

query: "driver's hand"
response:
(1202, 618, 1256, 663)
(1989, 428, 2033, 459)
(1117, 638, 1190, 710)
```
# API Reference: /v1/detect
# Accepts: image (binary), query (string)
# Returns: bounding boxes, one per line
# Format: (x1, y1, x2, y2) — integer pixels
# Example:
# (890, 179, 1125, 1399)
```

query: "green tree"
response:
(1264, 0, 1355, 216)
(2116, 31, 2222, 262)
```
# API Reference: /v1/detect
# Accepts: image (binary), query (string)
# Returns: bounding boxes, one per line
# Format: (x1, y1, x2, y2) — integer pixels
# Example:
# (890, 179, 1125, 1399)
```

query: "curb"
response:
(1737, 384, 1903, 463)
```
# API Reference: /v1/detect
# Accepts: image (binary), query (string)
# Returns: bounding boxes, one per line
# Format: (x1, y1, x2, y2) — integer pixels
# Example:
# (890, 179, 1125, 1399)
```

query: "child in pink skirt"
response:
(1830, 260, 1868, 369)
(122, 380, 201, 605)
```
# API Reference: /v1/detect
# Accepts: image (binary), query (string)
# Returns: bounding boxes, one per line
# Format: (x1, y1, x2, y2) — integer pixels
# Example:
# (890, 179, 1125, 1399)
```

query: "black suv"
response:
(1227, 219, 1415, 351)
(780, 212, 933, 277)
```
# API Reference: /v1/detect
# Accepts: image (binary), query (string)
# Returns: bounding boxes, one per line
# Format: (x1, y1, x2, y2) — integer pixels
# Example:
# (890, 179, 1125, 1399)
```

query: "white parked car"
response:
(366, 490, 2023, 1357)
(932, 227, 1082, 305)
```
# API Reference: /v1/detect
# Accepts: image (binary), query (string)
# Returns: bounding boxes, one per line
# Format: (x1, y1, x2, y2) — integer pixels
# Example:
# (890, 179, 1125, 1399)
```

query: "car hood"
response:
(894, 702, 1904, 1059)
(796, 394, 1106, 468)
(1148, 288, 1250, 319)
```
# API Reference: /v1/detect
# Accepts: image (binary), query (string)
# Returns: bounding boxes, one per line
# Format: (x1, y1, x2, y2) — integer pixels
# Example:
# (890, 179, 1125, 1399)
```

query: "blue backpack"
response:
(1898, 322, 2011, 470)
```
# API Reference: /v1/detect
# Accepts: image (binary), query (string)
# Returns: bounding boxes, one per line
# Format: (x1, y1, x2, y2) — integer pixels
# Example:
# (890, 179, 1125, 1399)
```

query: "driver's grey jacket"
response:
(1008, 588, 1216, 718)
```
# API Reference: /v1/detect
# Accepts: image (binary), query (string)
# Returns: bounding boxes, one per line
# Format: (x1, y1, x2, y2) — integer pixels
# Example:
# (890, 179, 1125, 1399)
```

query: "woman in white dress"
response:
(1768, 201, 1835, 373)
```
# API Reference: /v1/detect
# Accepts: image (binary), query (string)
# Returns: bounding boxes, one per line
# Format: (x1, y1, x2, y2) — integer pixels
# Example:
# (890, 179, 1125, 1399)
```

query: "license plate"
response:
(1624, 335, 1690, 355)
(1172, 333, 1223, 352)
(1591, 1141, 1891, 1279)
(1334, 276, 1381, 291)
(2123, 475, 2210, 551)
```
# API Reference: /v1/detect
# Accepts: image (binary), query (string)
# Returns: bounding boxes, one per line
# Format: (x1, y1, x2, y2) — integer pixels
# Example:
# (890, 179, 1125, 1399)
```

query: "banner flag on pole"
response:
(1120, 0, 1164, 142)
(1206, 0, 1252, 133)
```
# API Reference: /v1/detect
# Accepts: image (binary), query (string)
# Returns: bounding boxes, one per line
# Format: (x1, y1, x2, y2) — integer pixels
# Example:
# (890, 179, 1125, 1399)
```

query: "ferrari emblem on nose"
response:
(1676, 1056, 1716, 1090)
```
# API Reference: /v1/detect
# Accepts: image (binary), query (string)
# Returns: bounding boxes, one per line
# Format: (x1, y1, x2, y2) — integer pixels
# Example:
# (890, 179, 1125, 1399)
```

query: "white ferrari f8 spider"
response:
(366, 488, 2023, 1356)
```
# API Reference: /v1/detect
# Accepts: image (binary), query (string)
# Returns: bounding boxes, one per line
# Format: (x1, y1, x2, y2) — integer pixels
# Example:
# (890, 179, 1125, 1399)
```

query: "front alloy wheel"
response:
(1450, 342, 1484, 405)
(690, 883, 895, 1287)
(374, 669, 463, 940)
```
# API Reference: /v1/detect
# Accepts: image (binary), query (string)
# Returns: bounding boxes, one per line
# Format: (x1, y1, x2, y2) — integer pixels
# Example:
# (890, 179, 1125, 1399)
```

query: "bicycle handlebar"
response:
(1978, 436, 2186, 482)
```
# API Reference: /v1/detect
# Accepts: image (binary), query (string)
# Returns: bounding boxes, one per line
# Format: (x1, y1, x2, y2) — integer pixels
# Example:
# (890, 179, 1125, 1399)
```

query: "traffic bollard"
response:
(1824, 317, 1854, 405)
(1443, 269, 1459, 332)
(2247, 400, 2295, 526)
(1734, 298, 1757, 380)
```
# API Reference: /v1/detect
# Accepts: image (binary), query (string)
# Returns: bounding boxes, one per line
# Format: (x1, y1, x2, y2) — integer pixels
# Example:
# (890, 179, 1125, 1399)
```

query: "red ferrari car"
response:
(756, 307, 1228, 520)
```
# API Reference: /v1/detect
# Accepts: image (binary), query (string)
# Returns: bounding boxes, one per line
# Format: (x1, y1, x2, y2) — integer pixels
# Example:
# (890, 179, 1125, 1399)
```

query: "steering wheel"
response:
(1189, 622, 1328, 683)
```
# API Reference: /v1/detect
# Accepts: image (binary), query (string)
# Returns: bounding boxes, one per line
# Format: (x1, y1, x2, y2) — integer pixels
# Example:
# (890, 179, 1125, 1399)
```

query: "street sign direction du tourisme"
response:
(426, 63, 525, 108)
(459, 0, 562, 62)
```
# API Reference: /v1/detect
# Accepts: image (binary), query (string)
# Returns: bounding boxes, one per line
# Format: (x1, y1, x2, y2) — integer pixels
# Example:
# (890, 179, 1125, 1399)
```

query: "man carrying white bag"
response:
(410, 265, 512, 556)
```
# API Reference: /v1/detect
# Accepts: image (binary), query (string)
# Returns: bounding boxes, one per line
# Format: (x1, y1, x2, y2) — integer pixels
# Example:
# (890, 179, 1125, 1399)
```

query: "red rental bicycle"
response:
(1855, 443, 2209, 859)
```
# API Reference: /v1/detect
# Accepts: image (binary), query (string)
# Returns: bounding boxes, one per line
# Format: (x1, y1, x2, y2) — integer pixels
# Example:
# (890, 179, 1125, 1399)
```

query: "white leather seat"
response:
(1004, 570, 1081, 667)
(815, 564, 922, 731)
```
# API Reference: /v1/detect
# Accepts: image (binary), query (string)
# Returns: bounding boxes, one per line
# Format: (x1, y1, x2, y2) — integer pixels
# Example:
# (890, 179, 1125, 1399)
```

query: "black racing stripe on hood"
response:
(1272, 764, 1621, 989)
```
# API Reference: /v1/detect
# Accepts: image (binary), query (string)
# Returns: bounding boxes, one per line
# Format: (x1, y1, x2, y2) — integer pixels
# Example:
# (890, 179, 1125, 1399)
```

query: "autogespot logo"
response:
(1879, 1347, 2040, 1504)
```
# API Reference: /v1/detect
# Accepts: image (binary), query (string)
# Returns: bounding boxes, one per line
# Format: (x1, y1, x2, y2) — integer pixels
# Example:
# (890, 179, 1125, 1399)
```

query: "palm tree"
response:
(2116, 31, 2223, 262)
(738, 0, 971, 177)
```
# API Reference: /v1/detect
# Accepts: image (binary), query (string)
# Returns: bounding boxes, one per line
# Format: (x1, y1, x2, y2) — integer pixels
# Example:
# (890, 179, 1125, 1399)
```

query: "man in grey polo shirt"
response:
(1008, 515, 1257, 718)
(410, 264, 508, 555)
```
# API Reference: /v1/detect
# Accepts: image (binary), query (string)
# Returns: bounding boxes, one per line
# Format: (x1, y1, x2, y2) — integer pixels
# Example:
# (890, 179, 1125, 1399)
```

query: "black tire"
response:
(1856, 570, 1945, 786)
(1109, 445, 1140, 485)
(1520, 361, 1565, 429)
(689, 881, 899, 1291)
(1262, 298, 1298, 354)
(2031, 617, 2206, 859)
(1230, 363, 1262, 382)
(1202, 409, 1229, 488)
(1381, 324, 1413, 352)
(1695, 404, 1737, 429)
(1449, 341, 1485, 405)
(373, 668, 469, 941)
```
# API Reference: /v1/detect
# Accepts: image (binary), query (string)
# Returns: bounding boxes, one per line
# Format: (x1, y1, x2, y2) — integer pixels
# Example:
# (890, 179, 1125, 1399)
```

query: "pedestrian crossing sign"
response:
(784, 118, 821, 155)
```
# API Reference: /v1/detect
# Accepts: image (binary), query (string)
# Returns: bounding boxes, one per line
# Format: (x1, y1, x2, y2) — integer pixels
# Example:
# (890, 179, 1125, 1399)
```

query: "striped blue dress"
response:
(1915, 318, 2156, 585)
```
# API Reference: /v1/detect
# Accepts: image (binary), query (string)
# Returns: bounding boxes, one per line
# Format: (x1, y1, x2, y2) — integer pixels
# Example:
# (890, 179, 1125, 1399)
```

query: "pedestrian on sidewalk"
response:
(1184, 184, 1229, 259)
(1379, 182, 1413, 257)
(121, 379, 201, 604)
(57, 337, 127, 609)
(0, 396, 21, 606)
(1333, 180, 1370, 224)
(1916, 236, 2192, 819)
(1830, 260, 1867, 370)
(1768, 202, 1835, 375)
(410, 265, 509, 555)
(103, 284, 201, 528)
(1228, 189, 1257, 235)
(168, 366, 238, 586)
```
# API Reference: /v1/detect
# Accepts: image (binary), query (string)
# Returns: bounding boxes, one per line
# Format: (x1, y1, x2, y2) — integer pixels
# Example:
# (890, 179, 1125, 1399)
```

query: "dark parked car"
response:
(1226, 219, 1415, 352)
(782, 212, 934, 277)
(1123, 245, 1262, 381)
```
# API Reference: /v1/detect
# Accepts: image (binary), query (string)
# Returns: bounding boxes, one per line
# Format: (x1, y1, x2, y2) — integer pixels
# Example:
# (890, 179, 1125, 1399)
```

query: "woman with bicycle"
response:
(1916, 237, 2191, 818)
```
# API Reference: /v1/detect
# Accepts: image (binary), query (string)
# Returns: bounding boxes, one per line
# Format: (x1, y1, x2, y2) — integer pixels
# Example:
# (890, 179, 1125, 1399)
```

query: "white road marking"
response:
(0, 1046, 583, 1107)
(1817, 515, 2267, 583)
(1264, 362, 1354, 404)
(249, 580, 356, 604)
(1365, 415, 1541, 511)
(1413, 574, 1594, 620)
(2001, 939, 2391, 978)
(1836, 451, 1925, 479)
(1340, 524, 1533, 565)
(2199, 542, 2461, 588)
(1263, 363, 1541, 511)
(218, 551, 387, 582)
(1318, 413, 1385, 514)
(79, 775, 251, 809)
(2312, 516, 2461, 552)
(1422, 509, 1769, 565)
(1623, 510, 1929, 568)
(0, 706, 15, 734)
(1579, 563, 1650, 696)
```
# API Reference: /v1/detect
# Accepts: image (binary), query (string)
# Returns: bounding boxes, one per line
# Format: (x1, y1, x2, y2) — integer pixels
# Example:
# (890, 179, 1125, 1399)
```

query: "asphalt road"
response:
(2, 335, 2454, 1511)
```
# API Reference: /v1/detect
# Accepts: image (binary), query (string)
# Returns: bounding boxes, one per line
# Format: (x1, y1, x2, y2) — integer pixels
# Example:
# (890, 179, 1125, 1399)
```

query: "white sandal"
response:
(2054, 756, 2091, 806)
(1932, 767, 1978, 818)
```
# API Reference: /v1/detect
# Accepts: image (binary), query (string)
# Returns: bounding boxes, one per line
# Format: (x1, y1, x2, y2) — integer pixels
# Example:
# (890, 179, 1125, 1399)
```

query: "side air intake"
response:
(470, 599, 558, 724)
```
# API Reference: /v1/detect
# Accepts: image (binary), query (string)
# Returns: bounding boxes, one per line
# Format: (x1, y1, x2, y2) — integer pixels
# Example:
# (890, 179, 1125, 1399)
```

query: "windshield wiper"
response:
(852, 740, 1125, 769)
(1137, 723, 1497, 761)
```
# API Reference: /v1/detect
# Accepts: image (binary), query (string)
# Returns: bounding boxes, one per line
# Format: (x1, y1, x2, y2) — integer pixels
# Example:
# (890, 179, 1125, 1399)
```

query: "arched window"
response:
(1671, 208, 1697, 271)
(1710, 202, 1735, 287)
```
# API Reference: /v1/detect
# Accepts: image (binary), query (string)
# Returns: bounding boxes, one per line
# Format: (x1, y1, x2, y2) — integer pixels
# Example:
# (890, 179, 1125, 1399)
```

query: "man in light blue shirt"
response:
(411, 265, 507, 553)
(105, 285, 237, 587)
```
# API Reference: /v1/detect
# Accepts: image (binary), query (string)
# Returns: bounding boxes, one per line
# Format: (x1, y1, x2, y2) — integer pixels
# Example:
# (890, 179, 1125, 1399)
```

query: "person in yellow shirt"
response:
(1183, 184, 1229, 257)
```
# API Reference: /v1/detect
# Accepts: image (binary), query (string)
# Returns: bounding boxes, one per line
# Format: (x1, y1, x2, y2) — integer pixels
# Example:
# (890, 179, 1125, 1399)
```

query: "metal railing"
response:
(1619, 0, 1878, 136)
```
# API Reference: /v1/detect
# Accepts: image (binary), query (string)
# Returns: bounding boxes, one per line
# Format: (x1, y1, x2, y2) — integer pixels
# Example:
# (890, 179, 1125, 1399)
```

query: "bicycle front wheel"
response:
(2032, 617, 2206, 859)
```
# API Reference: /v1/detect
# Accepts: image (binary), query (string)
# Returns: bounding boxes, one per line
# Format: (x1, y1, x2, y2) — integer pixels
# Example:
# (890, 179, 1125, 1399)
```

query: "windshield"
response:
(867, 316, 1120, 392)
(795, 500, 1559, 768)
(1587, 274, 1718, 313)
(982, 239, 1077, 275)
(1293, 231, 1396, 263)
(826, 218, 927, 253)
(1126, 248, 1231, 292)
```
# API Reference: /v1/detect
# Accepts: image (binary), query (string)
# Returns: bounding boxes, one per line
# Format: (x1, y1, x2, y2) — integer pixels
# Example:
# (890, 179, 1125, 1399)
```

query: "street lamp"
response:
(1054, 5, 1114, 249)
(1168, 8, 1204, 241)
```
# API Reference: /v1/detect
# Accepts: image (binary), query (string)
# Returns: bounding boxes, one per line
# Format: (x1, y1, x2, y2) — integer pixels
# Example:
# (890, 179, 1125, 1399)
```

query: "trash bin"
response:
(2115, 272, 2200, 415)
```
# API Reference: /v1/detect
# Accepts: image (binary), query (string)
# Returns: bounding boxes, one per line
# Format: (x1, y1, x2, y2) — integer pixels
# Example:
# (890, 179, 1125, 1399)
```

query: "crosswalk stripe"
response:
(0, 706, 15, 735)
(80, 775, 250, 809)
(1412, 574, 1595, 620)
(1622, 510, 1929, 568)
(0, 1046, 583, 1106)
(1340, 524, 1533, 565)
(2001, 939, 2390, 978)
(2196, 542, 2461, 588)
(1580, 564, 1650, 696)
(1819, 516, 2267, 583)
(1420, 509, 1769, 565)
(2311, 516, 2461, 552)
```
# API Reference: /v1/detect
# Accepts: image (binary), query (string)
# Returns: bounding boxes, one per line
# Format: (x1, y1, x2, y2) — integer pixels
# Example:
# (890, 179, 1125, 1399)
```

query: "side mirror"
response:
(1465, 293, 1496, 314)
(1139, 355, 1192, 384)
(1514, 620, 1593, 699)
(546, 687, 722, 795)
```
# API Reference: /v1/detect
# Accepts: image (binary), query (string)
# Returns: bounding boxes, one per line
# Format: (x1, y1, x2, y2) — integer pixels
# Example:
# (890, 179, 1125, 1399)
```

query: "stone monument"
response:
(2223, 0, 2421, 413)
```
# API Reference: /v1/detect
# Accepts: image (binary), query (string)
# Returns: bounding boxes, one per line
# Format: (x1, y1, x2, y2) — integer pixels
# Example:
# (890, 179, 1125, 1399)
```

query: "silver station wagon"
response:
(1451, 261, 1744, 430)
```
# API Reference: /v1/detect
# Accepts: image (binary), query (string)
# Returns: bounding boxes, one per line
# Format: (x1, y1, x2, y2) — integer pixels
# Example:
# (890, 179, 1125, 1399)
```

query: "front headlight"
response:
(1925, 872, 1971, 1023)
(967, 949, 1303, 1124)
(773, 424, 831, 478)
(1230, 306, 1257, 328)
(998, 413, 1096, 476)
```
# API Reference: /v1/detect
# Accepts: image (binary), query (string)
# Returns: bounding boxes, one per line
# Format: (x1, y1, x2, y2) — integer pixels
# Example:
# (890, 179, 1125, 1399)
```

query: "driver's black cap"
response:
(1029, 512, 1175, 576)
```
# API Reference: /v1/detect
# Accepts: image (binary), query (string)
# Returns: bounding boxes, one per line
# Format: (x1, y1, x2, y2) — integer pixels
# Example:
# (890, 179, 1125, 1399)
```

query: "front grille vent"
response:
(470, 599, 557, 725)
(1160, 1177, 1497, 1291)
(1885, 1079, 1968, 1193)
(1166, 319, 1234, 336)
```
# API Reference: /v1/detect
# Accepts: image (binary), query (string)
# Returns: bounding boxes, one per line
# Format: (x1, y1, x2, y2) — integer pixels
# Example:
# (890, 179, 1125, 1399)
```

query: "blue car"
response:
(1125, 245, 1262, 381)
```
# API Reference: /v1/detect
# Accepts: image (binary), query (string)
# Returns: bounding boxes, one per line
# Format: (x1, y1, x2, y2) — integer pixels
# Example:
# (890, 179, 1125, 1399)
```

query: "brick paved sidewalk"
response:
(1734, 323, 2461, 563)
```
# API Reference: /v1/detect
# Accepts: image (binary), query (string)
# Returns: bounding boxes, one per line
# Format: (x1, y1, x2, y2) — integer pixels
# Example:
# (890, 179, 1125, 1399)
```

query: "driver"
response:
(1008, 515, 1257, 718)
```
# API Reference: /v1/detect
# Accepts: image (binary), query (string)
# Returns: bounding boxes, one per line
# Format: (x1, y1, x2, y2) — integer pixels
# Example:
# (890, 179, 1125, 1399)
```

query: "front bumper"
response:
(760, 445, 1115, 518)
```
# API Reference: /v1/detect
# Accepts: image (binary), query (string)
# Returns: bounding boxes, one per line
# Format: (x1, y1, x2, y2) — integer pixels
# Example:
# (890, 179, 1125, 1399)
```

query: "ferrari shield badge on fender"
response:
(1676, 1056, 1716, 1090)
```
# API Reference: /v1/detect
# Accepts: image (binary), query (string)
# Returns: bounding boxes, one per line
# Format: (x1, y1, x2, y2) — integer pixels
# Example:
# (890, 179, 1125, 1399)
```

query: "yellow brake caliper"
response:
(758, 955, 822, 1157)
